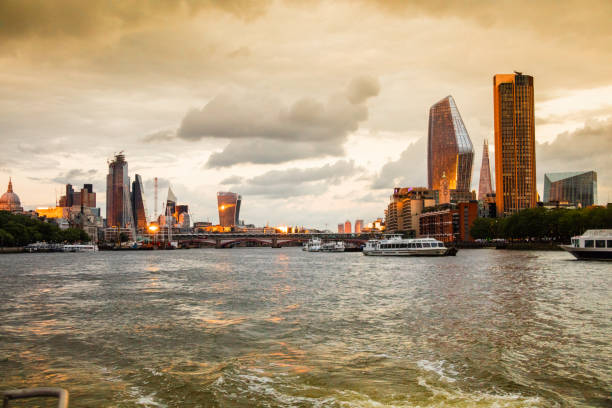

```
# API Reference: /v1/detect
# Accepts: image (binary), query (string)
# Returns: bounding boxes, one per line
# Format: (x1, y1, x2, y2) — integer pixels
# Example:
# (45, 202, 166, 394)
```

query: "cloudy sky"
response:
(1, 0, 611, 228)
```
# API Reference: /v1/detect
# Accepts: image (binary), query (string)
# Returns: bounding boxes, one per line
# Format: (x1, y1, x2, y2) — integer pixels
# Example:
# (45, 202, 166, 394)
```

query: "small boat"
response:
(560, 229, 612, 260)
(363, 235, 452, 257)
(62, 244, 99, 252)
(303, 237, 322, 252)
(320, 241, 345, 252)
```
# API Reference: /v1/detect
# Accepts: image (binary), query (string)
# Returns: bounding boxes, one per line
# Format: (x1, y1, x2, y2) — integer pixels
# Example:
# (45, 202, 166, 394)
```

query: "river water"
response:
(0, 249, 610, 407)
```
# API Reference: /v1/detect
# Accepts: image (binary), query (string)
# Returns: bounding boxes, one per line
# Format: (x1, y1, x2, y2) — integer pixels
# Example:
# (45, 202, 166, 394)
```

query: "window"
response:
(607, 240, 612, 248)
(596, 240, 605, 248)
(422, 243, 431, 248)
(585, 240, 594, 248)
(416, 243, 422, 248)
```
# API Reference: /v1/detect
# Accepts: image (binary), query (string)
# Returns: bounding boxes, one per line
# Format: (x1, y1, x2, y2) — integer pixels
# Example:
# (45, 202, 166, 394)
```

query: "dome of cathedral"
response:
(0, 179, 24, 213)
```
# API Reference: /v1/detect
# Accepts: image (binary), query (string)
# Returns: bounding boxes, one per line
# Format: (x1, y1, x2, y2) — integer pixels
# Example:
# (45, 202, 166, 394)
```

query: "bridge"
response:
(141, 232, 383, 248)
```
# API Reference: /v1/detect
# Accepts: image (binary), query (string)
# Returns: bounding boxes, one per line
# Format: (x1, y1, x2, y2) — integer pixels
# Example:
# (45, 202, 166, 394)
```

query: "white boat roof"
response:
(577, 229, 612, 238)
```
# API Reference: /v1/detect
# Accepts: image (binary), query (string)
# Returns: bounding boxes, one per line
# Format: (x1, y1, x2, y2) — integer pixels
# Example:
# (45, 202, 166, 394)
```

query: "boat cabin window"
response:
(416, 243, 422, 248)
(608, 240, 612, 248)
(596, 240, 605, 248)
(585, 240, 594, 248)
(571, 239, 578, 247)
(422, 243, 431, 248)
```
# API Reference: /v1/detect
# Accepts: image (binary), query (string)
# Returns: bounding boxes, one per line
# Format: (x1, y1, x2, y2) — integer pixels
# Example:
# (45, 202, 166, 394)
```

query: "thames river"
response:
(0, 248, 610, 407)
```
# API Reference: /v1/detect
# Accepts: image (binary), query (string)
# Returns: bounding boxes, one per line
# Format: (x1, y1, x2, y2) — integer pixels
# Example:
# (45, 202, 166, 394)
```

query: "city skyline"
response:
(1, 1, 611, 228)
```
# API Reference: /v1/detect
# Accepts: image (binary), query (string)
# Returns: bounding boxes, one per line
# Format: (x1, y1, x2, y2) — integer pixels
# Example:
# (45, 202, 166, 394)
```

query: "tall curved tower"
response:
(428, 95, 474, 192)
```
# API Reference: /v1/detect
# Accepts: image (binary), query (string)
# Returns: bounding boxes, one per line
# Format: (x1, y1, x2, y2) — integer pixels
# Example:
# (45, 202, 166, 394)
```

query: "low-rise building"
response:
(419, 201, 478, 242)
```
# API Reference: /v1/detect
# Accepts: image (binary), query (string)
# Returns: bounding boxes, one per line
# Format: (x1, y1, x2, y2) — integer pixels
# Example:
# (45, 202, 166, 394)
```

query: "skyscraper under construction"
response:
(493, 72, 536, 216)
(428, 95, 474, 193)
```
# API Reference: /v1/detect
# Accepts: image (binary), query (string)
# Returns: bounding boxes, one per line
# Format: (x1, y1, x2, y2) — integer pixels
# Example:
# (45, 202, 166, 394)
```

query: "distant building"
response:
(493, 72, 536, 215)
(543, 171, 597, 208)
(478, 139, 493, 201)
(217, 192, 241, 228)
(0, 178, 24, 213)
(354, 219, 363, 234)
(338, 223, 344, 233)
(60, 183, 96, 208)
(385, 187, 437, 235)
(419, 201, 478, 243)
(106, 153, 135, 230)
(428, 95, 474, 193)
(344, 220, 352, 234)
(131, 174, 148, 231)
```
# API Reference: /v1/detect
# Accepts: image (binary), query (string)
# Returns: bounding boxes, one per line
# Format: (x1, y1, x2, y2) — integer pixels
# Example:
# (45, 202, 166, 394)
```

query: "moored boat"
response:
(363, 235, 452, 256)
(320, 241, 345, 252)
(560, 229, 612, 260)
(303, 237, 322, 252)
(62, 244, 99, 252)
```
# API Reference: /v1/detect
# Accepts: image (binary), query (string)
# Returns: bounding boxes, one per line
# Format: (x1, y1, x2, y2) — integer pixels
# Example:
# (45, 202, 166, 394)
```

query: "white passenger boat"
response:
(363, 235, 451, 256)
(303, 238, 322, 252)
(320, 241, 345, 252)
(560, 229, 612, 260)
(62, 244, 99, 252)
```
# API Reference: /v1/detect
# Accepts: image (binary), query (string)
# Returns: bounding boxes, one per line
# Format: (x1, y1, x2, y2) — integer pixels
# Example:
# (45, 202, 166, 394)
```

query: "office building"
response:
(106, 153, 134, 229)
(478, 139, 493, 200)
(338, 223, 344, 233)
(59, 184, 96, 208)
(217, 192, 241, 228)
(344, 220, 352, 234)
(543, 171, 597, 208)
(493, 72, 536, 215)
(131, 174, 148, 231)
(354, 219, 363, 234)
(419, 201, 478, 243)
(428, 95, 474, 193)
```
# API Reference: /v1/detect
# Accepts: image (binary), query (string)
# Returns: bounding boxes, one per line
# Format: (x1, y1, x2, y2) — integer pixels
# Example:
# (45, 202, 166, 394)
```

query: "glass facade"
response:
(131, 174, 148, 231)
(217, 192, 241, 227)
(428, 95, 474, 192)
(493, 73, 536, 216)
(543, 171, 597, 208)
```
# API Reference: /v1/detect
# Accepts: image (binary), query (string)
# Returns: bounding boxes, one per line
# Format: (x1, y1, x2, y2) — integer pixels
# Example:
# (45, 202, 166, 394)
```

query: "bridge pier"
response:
(215, 238, 221, 249)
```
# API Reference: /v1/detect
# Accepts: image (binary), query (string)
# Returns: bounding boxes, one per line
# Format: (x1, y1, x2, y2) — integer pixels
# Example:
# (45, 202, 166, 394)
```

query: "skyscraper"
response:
(478, 139, 493, 200)
(544, 171, 597, 208)
(106, 153, 134, 229)
(493, 72, 536, 216)
(344, 220, 352, 234)
(131, 174, 148, 231)
(428, 95, 474, 192)
(217, 192, 241, 227)
(354, 219, 363, 234)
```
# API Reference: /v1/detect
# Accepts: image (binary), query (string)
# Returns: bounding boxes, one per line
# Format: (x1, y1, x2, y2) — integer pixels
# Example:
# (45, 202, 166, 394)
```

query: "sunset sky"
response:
(1, 0, 611, 228)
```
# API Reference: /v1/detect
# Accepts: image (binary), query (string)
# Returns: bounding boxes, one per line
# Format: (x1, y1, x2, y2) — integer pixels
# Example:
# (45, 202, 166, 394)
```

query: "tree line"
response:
(0, 211, 90, 247)
(470, 205, 612, 242)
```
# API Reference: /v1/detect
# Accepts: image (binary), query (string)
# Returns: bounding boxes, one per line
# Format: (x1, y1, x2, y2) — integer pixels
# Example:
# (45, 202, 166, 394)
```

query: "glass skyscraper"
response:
(493, 72, 536, 216)
(544, 171, 597, 208)
(478, 139, 493, 200)
(428, 95, 474, 193)
(131, 174, 148, 231)
(217, 192, 241, 227)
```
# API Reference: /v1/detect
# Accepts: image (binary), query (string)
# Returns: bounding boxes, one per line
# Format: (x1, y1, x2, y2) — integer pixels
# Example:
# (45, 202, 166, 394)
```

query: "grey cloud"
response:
(220, 175, 243, 185)
(142, 129, 176, 143)
(182, 76, 379, 167)
(228, 160, 361, 198)
(535, 106, 612, 126)
(346, 76, 380, 104)
(206, 139, 344, 168)
(371, 137, 428, 189)
(51, 169, 98, 184)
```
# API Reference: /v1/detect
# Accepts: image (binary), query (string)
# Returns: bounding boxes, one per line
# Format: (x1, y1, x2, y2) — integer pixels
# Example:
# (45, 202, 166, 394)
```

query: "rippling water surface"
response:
(1, 248, 610, 407)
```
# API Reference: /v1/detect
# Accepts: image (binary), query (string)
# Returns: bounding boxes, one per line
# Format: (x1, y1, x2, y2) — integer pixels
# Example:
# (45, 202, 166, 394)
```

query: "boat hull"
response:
(363, 248, 447, 257)
(560, 245, 612, 260)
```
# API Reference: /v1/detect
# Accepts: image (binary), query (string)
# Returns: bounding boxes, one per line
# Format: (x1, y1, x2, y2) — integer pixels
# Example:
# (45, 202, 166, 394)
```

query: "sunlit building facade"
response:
(385, 187, 437, 235)
(428, 95, 474, 193)
(131, 174, 148, 231)
(543, 171, 597, 208)
(338, 223, 344, 233)
(478, 139, 493, 201)
(354, 219, 363, 234)
(493, 72, 536, 216)
(344, 220, 352, 234)
(217, 192, 241, 228)
(0, 179, 24, 213)
(106, 153, 134, 229)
